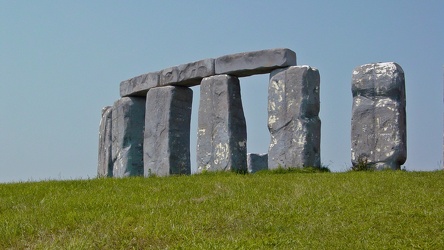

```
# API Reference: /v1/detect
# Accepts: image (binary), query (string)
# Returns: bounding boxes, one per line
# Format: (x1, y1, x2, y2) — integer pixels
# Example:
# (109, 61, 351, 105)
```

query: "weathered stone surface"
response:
(247, 153, 268, 173)
(120, 72, 160, 97)
(351, 62, 406, 170)
(111, 97, 145, 177)
(268, 66, 321, 169)
(197, 75, 247, 172)
(215, 48, 296, 77)
(144, 86, 193, 176)
(119, 48, 296, 97)
(159, 58, 215, 87)
(98, 106, 113, 177)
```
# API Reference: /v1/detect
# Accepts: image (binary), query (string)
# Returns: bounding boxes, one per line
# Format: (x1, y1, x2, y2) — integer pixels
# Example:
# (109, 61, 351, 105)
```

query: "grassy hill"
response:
(1, 170, 443, 249)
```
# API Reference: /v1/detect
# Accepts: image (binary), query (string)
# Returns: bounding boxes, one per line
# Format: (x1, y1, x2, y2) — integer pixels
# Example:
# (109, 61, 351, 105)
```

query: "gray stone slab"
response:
(351, 62, 406, 170)
(120, 72, 160, 97)
(159, 58, 215, 87)
(215, 48, 296, 77)
(197, 75, 247, 173)
(111, 97, 145, 177)
(268, 66, 321, 169)
(144, 86, 193, 176)
(247, 153, 268, 173)
(98, 106, 113, 177)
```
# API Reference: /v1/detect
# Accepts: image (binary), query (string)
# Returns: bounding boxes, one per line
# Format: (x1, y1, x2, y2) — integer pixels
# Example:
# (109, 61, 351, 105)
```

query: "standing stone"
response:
(247, 153, 268, 173)
(268, 66, 321, 169)
(98, 106, 113, 177)
(351, 62, 406, 170)
(111, 97, 145, 177)
(144, 86, 193, 176)
(197, 75, 247, 173)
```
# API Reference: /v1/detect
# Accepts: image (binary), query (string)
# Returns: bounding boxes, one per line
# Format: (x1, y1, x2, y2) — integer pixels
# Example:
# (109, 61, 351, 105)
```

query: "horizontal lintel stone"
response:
(120, 59, 215, 97)
(215, 48, 296, 77)
(119, 48, 297, 97)
(159, 58, 215, 87)
(120, 72, 160, 97)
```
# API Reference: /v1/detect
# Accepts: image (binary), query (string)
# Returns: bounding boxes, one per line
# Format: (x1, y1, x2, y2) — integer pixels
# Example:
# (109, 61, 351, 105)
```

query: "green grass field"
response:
(1, 170, 443, 249)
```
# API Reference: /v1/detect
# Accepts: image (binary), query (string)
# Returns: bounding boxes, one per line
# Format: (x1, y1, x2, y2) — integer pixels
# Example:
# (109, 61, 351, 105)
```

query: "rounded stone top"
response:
(352, 62, 405, 99)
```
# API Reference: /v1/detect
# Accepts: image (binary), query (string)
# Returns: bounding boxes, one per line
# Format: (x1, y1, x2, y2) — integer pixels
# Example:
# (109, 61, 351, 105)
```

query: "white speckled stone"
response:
(268, 66, 321, 169)
(197, 75, 247, 173)
(351, 62, 406, 170)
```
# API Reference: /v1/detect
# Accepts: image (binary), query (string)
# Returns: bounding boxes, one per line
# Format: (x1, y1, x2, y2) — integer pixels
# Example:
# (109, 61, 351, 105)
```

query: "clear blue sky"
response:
(1, 1, 443, 183)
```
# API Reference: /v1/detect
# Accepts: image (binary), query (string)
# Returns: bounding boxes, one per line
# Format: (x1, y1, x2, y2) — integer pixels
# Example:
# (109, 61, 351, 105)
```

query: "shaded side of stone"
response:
(98, 106, 113, 177)
(159, 58, 215, 87)
(268, 66, 321, 169)
(197, 75, 247, 172)
(144, 86, 193, 176)
(120, 72, 160, 97)
(247, 153, 268, 173)
(351, 62, 406, 170)
(111, 97, 145, 177)
(215, 48, 296, 77)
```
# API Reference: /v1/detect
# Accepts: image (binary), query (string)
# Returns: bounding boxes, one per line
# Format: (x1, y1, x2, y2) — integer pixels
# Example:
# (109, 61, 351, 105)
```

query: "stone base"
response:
(247, 153, 268, 173)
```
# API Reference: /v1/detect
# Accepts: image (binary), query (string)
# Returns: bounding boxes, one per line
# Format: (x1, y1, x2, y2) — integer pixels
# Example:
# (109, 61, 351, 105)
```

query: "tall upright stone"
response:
(144, 86, 193, 176)
(98, 106, 113, 177)
(351, 62, 406, 170)
(111, 97, 145, 177)
(197, 75, 247, 173)
(268, 66, 321, 169)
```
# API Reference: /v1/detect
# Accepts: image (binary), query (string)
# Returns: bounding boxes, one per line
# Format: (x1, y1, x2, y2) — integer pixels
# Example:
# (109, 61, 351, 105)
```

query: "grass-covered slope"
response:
(1, 171, 443, 249)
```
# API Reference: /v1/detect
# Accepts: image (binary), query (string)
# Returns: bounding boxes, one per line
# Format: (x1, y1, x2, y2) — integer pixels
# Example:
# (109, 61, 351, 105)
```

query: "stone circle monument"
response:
(98, 48, 407, 176)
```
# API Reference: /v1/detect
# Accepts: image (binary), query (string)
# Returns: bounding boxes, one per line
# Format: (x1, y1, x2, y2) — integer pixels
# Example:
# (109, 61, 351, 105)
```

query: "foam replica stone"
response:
(120, 72, 159, 97)
(98, 106, 113, 177)
(144, 86, 193, 176)
(247, 153, 268, 173)
(159, 58, 215, 87)
(111, 97, 145, 177)
(215, 48, 296, 77)
(351, 62, 406, 170)
(268, 66, 321, 169)
(197, 75, 247, 173)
